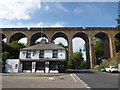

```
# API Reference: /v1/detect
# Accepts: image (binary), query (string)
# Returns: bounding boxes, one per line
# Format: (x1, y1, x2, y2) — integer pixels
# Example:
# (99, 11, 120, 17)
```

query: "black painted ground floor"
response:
(21, 61, 66, 73)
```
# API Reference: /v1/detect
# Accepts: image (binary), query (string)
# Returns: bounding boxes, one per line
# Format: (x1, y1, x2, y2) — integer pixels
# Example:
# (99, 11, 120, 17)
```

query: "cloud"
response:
(56, 3, 69, 12)
(44, 5, 49, 11)
(74, 7, 83, 14)
(36, 22, 44, 26)
(0, 21, 65, 28)
(73, 38, 85, 52)
(0, 0, 41, 20)
(50, 22, 64, 27)
(40, 0, 119, 2)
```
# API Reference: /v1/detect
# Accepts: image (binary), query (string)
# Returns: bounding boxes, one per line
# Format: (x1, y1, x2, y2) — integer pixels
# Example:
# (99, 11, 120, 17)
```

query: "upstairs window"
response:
(26, 51, 31, 58)
(53, 50, 58, 58)
(39, 50, 44, 58)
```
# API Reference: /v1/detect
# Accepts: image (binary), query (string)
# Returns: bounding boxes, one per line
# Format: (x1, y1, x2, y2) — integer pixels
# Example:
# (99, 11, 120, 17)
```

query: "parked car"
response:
(105, 66, 118, 73)
(98, 66, 106, 72)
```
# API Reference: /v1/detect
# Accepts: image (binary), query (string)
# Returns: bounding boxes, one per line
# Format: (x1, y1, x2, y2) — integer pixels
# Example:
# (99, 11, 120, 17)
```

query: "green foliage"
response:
(115, 38, 120, 46)
(100, 51, 120, 67)
(67, 52, 84, 69)
(57, 42, 68, 49)
(0, 60, 2, 63)
(115, 38, 120, 52)
(1, 51, 9, 62)
(116, 15, 120, 27)
(0, 53, 2, 63)
(91, 65, 100, 70)
(72, 52, 83, 67)
(94, 39, 103, 58)
(7, 41, 26, 49)
(2, 41, 26, 59)
(93, 38, 104, 65)
(81, 61, 87, 67)
(117, 25, 120, 28)
(67, 56, 73, 69)
(35, 41, 40, 45)
(100, 63, 109, 68)
(83, 44, 86, 52)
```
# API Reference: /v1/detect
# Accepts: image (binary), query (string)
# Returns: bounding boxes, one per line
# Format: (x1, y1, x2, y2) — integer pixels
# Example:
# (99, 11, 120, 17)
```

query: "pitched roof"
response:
(20, 43, 65, 51)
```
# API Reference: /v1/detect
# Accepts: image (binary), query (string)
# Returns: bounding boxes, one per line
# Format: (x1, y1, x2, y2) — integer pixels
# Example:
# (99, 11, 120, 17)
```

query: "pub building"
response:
(5, 39, 67, 73)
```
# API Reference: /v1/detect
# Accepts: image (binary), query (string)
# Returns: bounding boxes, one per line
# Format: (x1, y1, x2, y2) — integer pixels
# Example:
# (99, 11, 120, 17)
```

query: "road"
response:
(2, 73, 88, 88)
(1, 69, 119, 89)
(74, 69, 119, 88)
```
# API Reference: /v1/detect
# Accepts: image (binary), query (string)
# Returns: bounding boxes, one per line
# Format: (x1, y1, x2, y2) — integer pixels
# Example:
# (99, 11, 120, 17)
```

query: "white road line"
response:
(72, 73, 91, 88)
(70, 74, 77, 82)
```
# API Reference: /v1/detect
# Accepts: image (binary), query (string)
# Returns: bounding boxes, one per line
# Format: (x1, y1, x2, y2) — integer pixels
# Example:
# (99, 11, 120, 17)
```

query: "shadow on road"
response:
(67, 69, 95, 74)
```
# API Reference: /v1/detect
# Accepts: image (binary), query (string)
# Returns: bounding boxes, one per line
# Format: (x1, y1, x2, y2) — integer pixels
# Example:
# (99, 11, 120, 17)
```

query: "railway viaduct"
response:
(1, 27, 120, 68)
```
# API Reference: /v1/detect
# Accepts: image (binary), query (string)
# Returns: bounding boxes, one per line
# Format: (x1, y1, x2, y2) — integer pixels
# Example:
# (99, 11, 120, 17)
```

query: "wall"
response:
(19, 50, 66, 60)
(5, 59, 20, 73)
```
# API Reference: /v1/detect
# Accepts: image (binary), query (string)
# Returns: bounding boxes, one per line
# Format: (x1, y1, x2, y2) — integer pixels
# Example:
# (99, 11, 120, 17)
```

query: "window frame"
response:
(53, 50, 58, 58)
(39, 50, 44, 58)
(26, 50, 31, 58)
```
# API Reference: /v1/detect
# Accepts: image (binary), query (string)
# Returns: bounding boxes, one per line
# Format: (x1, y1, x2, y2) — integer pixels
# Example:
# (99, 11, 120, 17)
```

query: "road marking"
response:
(70, 74, 77, 82)
(72, 73, 91, 88)
(49, 77, 54, 80)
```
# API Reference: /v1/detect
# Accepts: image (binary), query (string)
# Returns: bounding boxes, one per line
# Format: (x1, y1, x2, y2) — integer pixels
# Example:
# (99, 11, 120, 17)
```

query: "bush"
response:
(2, 51, 9, 62)
(67, 56, 73, 69)
(91, 65, 100, 70)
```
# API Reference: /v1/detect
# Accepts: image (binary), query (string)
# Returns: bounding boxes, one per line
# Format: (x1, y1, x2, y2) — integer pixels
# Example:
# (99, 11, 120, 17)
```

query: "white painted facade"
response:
(5, 49, 67, 73)
(19, 50, 66, 60)
(5, 59, 20, 73)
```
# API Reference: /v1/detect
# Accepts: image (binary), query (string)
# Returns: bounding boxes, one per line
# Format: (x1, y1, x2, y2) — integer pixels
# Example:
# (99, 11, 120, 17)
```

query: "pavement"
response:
(1, 69, 119, 89)
(1, 73, 89, 88)
(1, 72, 68, 77)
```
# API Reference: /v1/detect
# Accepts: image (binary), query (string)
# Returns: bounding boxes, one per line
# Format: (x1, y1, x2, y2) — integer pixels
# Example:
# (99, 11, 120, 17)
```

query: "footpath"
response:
(1, 72, 69, 77)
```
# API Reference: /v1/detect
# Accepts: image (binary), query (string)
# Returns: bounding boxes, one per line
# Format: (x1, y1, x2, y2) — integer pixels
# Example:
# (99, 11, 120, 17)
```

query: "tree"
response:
(1, 51, 10, 72)
(7, 41, 26, 49)
(7, 41, 26, 59)
(1, 51, 9, 62)
(94, 39, 103, 59)
(115, 38, 120, 52)
(93, 38, 103, 65)
(83, 44, 86, 52)
(67, 51, 84, 69)
(57, 42, 68, 49)
(35, 41, 40, 45)
(72, 52, 83, 68)
(67, 56, 73, 69)
(81, 61, 87, 67)
(116, 15, 120, 27)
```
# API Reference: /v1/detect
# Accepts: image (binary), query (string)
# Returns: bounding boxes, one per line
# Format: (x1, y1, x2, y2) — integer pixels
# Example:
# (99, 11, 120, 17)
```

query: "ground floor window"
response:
(36, 62, 45, 70)
(49, 61, 59, 70)
(22, 61, 32, 70)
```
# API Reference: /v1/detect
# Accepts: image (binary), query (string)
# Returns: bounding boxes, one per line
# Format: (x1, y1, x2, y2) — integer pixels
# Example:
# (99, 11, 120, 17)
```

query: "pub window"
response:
(26, 51, 31, 58)
(15, 64, 18, 69)
(39, 50, 44, 58)
(53, 50, 58, 58)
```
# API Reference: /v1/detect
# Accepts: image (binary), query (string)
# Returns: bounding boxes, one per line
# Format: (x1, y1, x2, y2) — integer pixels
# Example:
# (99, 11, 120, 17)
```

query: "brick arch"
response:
(73, 32, 89, 42)
(94, 32, 110, 40)
(0, 33, 6, 40)
(51, 31, 68, 42)
(114, 32, 120, 53)
(94, 32, 110, 59)
(30, 32, 48, 46)
(73, 32, 90, 68)
(9, 32, 27, 43)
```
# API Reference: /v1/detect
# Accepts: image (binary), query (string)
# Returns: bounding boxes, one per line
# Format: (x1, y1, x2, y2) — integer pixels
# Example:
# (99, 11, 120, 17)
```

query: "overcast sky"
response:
(0, 0, 119, 60)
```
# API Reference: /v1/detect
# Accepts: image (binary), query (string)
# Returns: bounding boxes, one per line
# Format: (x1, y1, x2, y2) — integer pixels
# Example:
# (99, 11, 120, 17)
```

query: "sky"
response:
(0, 0, 119, 60)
